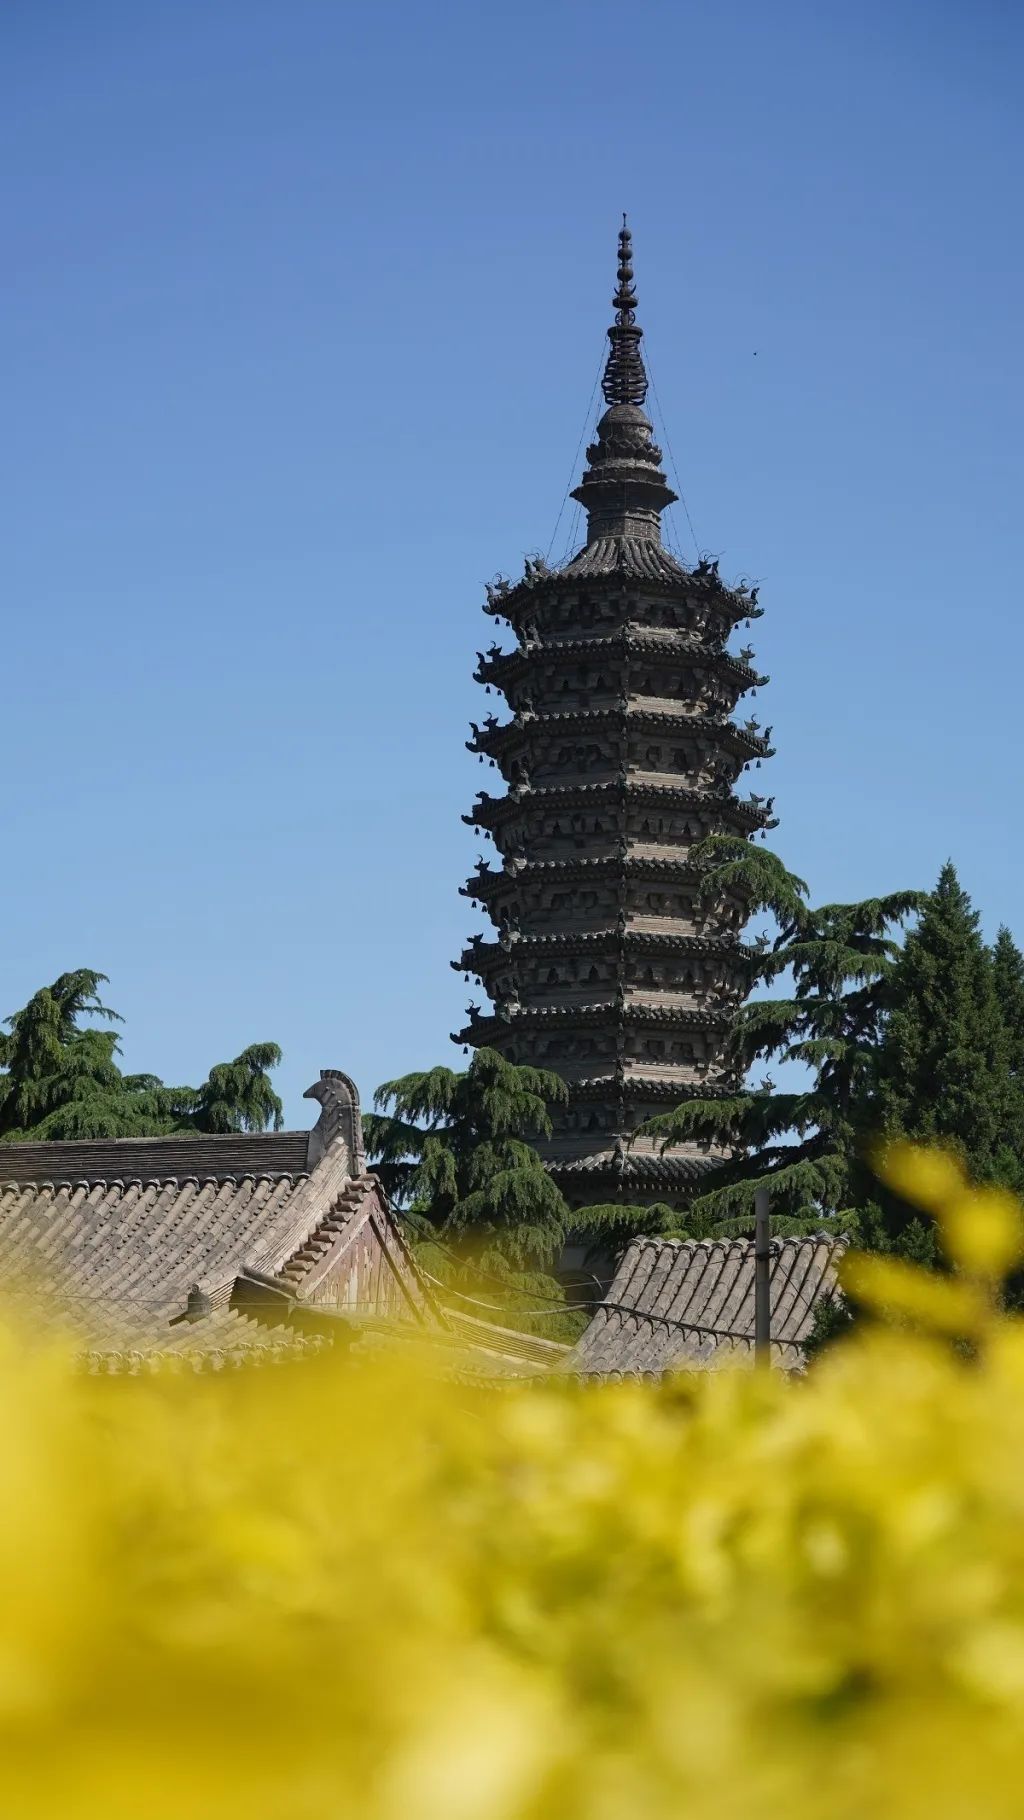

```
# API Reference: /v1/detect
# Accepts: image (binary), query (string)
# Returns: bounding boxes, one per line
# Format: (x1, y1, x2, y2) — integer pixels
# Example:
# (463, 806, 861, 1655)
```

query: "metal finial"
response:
(602, 216, 647, 406)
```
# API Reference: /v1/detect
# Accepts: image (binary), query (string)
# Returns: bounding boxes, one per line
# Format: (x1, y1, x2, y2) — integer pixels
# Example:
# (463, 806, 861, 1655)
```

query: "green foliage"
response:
(189, 1044, 285, 1133)
(802, 1289, 854, 1359)
(867, 864, 1024, 1216)
(693, 833, 809, 932)
(561, 1200, 688, 1265)
(0, 971, 283, 1141)
(990, 926, 1024, 1190)
(365, 1047, 571, 1273)
(640, 842, 923, 1232)
(993, 926, 1024, 1082)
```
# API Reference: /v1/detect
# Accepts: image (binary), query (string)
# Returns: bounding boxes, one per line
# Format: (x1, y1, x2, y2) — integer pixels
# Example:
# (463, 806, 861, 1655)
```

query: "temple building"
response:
(454, 222, 776, 1209)
(0, 1068, 571, 1378)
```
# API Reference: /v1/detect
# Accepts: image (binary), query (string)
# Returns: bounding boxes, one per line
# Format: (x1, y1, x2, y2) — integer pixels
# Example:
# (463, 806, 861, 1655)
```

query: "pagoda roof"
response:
(565, 1074, 738, 1103)
(467, 706, 773, 762)
(470, 1000, 733, 1027)
(454, 929, 750, 973)
(551, 1150, 715, 1187)
(483, 555, 759, 627)
(563, 535, 687, 582)
(475, 633, 767, 693)
(461, 850, 713, 901)
(465, 778, 774, 833)
(455, 1001, 733, 1044)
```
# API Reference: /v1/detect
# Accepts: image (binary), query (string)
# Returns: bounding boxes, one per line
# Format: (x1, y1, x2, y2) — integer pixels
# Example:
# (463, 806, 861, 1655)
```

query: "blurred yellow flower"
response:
(1, 1146, 1023, 1818)
(876, 1140, 1024, 1277)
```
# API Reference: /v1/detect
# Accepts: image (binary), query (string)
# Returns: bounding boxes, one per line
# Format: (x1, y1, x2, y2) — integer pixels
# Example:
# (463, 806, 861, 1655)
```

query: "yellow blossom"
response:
(1, 1147, 1024, 1817)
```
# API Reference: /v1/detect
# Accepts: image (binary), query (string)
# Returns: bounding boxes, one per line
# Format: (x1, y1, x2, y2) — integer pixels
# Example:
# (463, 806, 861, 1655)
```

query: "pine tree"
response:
(638, 837, 922, 1233)
(871, 863, 1013, 1185)
(0, 971, 283, 1140)
(992, 925, 1024, 1161)
(365, 1047, 570, 1274)
(993, 927, 1024, 1077)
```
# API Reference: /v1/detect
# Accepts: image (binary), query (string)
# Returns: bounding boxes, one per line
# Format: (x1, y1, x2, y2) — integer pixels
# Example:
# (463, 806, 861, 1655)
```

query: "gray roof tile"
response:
(562, 536, 688, 582)
(0, 1075, 416, 1368)
(566, 1232, 846, 1375)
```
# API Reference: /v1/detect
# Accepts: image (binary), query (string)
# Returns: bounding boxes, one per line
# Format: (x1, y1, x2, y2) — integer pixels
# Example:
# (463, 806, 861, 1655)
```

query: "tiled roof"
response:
(465, 779, 772, 831)
(458, 931, 747, 966)
(0, 1130, 310, 1186)
(0, 1072, 429, 1369)
(475, 632, 764, 691)
(462, 853, 704, 900)
(483, 550, 758, 626)
(561, 536, 688, 582)
(565, 1232, 846, 1375)
(0, 1165, 354, 1367)
(568, 1074, 737, 1102)
(551, 1152, 715, 1186)
(462, 1001, 732, 1029)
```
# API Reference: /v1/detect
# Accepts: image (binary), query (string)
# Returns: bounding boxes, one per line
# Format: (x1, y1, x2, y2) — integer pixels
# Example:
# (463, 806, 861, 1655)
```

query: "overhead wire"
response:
(544, 336, 608, 564)
(421, 1271, 603, 1319)
(642, 332, 702, 561)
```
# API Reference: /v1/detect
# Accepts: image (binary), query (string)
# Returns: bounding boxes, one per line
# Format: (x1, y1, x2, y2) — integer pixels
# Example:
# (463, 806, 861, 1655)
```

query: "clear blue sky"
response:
(3, 0, 1022, 1127)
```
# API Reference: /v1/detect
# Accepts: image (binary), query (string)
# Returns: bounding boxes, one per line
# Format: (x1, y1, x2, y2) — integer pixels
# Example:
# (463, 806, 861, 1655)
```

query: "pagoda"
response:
(453, 221, 776, 1208)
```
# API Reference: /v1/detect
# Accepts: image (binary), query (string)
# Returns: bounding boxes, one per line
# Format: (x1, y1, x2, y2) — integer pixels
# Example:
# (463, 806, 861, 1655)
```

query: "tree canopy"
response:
(873, 863, 1014, 1175)
(636, 836, 923, 1233)
(0, 970, 283, 1142)
(365, 1047, 570, 1275)
(635, 847, 1024, 1313)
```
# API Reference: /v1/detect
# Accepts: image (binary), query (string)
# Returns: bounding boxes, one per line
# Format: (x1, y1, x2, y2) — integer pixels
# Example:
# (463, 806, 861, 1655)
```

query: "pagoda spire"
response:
(571, 218, 677, 546)
(602, 215, 648, 407)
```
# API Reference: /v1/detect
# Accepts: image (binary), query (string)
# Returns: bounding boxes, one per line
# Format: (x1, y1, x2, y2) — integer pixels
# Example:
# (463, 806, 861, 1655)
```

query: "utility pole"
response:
(754, 1186, 771, 1365)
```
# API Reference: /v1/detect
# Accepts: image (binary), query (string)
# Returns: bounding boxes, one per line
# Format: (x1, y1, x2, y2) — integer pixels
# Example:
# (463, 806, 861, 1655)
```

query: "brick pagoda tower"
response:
(454, 222, 775, 1208)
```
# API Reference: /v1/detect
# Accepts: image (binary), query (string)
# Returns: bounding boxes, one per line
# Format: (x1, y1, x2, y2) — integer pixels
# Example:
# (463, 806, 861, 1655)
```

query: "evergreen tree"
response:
(992, 925, 1024, 1186)
(0, 970, 283, 1140)
(871, 863, 1013, 1186)
(189, 1045, 285, 1134)
(365, 1047, 570, 1275)
(638, 838, 922, 1233)
(993, 926, 1024, 1079)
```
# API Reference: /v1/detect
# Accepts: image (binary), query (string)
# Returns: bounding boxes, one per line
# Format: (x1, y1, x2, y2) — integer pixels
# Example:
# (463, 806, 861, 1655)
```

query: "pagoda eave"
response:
(454, 1002, 734, 1046)
(467, 708, 773, 763)
(482, 562, 757, 629)
(454, 929, 752, 974)
(464, 779, 775, 835)
(549, 1151, 718, 1192)
(460, 851, 718, 904)
(565, 1074, 740, 1103)
(474, 637, 765, 694)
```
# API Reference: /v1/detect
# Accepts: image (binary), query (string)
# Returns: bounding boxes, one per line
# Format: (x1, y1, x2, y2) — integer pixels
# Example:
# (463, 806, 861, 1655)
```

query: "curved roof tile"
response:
(566, 1232, 846, 1375)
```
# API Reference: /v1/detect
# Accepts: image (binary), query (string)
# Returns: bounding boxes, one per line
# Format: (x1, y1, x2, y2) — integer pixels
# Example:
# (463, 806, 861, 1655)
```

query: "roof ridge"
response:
(0, 1170, 309, 1192)
(631, 1231, 847, 1254)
